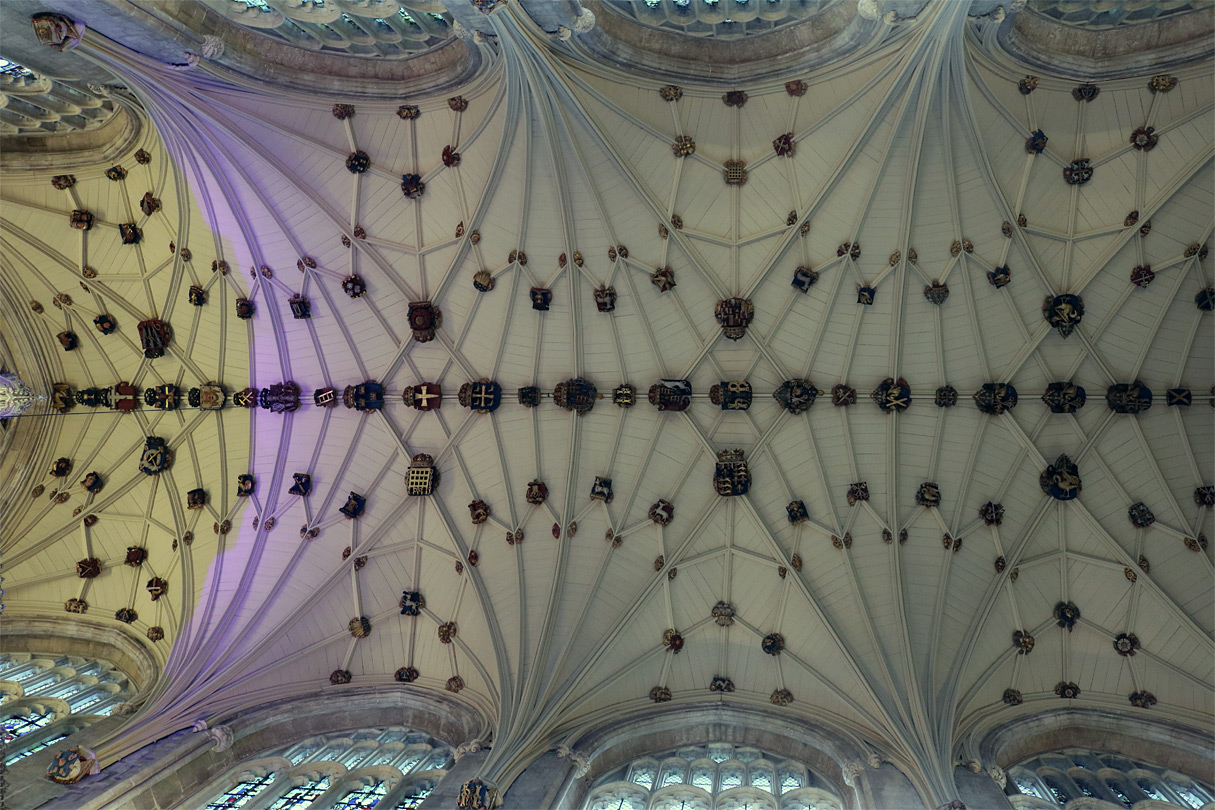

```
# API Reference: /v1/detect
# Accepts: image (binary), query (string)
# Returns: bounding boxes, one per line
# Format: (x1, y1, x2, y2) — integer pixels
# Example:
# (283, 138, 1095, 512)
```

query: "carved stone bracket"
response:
(555, 744, 591, 776)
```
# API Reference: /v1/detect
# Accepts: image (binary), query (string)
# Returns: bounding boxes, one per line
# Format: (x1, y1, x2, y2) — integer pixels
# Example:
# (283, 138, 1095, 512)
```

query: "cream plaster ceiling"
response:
(0, 110, 252, 672)
(0, 0, 1212, 802)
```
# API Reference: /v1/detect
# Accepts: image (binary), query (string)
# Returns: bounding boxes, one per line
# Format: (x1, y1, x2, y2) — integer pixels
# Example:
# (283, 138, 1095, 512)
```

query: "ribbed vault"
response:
(0, 1, 1210, 805)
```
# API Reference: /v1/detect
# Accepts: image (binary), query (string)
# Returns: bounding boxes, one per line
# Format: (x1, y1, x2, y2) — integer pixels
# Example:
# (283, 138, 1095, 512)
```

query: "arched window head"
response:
(198, 726, 453, 810)
(587, 785, 647, 810)
(583, 743, 839, 810)
(1104, 779, 1134, 807)
(1138, 778, 1167, 800)
(650, 787, 711, 810)
(1166, 779, 1207, 809)
(267, 776, 330, 809)
(0, 651, 132, 763)
(627, 761, 657, 789)
(1041, 776, 1071, 804)
(393, 778, 440, 809)
(0, 58, 34, 78)
(658, 758, 688, 787)
(1072, 775, 1099, 799)
(334, 779, 388, 809)
(689, 761, 715, 791)
(718, 761, 745, 789)
(2, 711, 53, 742)
(204, 773, 275, 809)
(3, 713, 61, 766)
(1010, 770, 1047, 801)
(778, 768, 805, 793)
(1009, 748, 1214, 808)
(750, 760, 776, 792)
(717, 790, 777, 810)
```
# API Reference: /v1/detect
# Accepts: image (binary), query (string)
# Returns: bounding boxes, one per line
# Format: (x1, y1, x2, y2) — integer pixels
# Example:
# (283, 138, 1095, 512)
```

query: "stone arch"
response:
(554, 703, 890, 809)
(1, 615, 162, 703)
(91, 686, 484, 810)
(972, 708, 1213, 783)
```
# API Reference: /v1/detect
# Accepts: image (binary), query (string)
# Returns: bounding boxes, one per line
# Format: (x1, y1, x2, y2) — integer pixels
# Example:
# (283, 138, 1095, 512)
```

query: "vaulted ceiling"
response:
(0, 0, 1211, 803)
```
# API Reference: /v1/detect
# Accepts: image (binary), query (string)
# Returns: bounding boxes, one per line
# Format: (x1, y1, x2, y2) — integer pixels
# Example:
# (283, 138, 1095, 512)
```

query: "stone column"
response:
(502, 751, 576, 809)
(954, 765, 1014, 809)
(851, 761, 926, 809)
(417, 748, 489, 809)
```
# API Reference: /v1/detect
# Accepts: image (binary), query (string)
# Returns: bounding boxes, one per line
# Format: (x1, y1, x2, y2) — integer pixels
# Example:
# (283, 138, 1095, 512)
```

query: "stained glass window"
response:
(1139, 779, 1167, 800)
(69, 692, 104, 713)
(751, 767, 774, 792)
(781, 801, 820, 810)
(5, 732, 67, 765)
(717, 794, 776, 810)
(1043, 778, 1070, 804)
(0, 653, 132, 765)
(1105, 780, 1134, 807)
(0, 58, 35, 78)
(587, 789, 645, 810)
(629, 765, 656, 789)
(584, 744, 839, 810)
(198, 728, 452, 809)
(394, 783, 434, 809)
(650, 789, 710, 810)
(691, 766, 714, 791)
(333, 780, 387, 809)
(660, 764, 685, 787)
(1011, 748, 1214, 808)
(1, 711, 51, 743)
(1012, 774, 1045, 799)
(1168, 781, 1206, 809)
(205, 774, 276, 809)
(267, 777, 330, 809)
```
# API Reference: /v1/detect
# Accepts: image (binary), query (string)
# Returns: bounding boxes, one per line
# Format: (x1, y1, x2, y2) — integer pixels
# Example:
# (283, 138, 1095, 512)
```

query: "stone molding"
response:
(0, 612, 162, 700)
(0, 102, 142, 173)
(972, 708, 1215, 781)
(569, 0, 881, 83)
(554, 744, 590, 777)
(128, 0, 486, 99)
(998, 4, 1215, 79)
(107, 686, 486, 810)
(550, 703, 869, 808)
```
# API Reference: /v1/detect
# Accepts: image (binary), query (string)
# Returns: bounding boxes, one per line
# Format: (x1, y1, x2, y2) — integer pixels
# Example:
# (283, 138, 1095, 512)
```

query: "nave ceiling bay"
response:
(0, 0, 1211, 802)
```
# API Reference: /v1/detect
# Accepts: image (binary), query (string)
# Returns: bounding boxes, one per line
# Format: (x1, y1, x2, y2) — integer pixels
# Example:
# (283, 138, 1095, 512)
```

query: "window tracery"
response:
(334, 779, 388, 808)
(603, 0, 845, 39)
(204, 772, 276, 808)
(585, 743, 841, 810)
(0, 652, 132, 765)
(204, 0, 454, 58)
(1027, 1, 1215, 30)
(0, 67, 119, 135)
(201, 727, 452, 810)
(0, 58, 34, 79)
(1008, 749, 1214, 809)
(267, 776, 331, 809)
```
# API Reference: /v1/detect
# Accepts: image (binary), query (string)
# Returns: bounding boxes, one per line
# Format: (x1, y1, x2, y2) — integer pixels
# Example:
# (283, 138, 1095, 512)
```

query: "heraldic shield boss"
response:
(714, 449, 751, 497)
